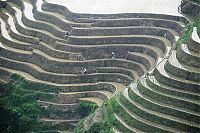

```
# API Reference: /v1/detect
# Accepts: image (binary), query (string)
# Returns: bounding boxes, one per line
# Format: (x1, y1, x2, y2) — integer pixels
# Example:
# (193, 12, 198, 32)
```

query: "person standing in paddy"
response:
(112, 51, 115, 60)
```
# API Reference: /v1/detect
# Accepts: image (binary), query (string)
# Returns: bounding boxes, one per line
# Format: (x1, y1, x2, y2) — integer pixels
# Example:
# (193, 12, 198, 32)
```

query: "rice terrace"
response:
(0, 0, 200, 132)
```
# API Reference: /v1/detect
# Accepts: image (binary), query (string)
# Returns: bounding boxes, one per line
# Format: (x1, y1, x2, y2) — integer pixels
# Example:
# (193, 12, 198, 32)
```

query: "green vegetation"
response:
(74, 95, 119, 133)
(176, 22, 194, 46)
(77, 100, 98, 118)
(190, 0, 200, 4)
(126, 86, 197, 130)
(197, 17, 200, 31)
(74, 119, 85, 133)
(42, 108, 74, 119)
(10, 74, 60, 94)
(0, 74, 105, 133)
(74, 100, 99, 133)
(177, 15, 200, 47)
(100, 96, 119, 133)
(84, 96, 118, 133)
(138, 80, 198, 111)
(0, 74, 59, 133)
(128, 86, 199, 123)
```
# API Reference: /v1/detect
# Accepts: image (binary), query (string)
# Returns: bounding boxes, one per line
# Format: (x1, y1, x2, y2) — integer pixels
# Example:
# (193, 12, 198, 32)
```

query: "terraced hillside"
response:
(104, 26, 200, 132)
(0, 0, 189, 131)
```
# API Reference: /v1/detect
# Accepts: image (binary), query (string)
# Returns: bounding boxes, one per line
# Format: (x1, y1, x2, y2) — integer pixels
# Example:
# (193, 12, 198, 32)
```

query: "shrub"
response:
(77, 100, 98, 118)
(0, 74, 55, 133)
(74, 95, 119, 133)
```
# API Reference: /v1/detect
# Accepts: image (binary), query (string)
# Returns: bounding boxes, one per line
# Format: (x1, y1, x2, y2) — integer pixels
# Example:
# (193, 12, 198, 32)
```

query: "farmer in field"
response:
(112, 51, 115, 60)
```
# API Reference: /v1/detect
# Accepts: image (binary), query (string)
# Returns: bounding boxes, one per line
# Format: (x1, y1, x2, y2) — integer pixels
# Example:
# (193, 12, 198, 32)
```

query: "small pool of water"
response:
(192, 27, 200, 43)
